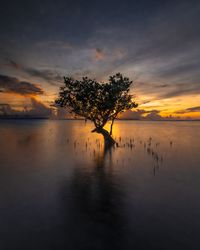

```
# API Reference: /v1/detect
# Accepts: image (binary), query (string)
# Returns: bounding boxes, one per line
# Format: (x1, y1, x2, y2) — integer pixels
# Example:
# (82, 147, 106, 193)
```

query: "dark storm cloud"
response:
(0, 75, 44, 95)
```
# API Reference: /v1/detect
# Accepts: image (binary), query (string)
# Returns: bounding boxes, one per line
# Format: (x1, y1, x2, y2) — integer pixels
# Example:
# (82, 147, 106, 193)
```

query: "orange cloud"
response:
(94, 48, 105, 61)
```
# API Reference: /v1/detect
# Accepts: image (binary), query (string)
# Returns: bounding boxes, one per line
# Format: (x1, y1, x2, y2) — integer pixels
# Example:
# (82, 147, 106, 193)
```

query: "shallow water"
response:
(0, 120, 200, 250)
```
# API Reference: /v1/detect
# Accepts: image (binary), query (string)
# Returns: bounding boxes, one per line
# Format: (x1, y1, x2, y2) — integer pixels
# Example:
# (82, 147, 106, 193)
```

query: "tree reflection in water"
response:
(60, 146, 129, 250)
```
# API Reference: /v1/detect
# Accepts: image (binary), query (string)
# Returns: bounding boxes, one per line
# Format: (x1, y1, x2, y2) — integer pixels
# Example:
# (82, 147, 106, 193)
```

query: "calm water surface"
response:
(0, 120, 200, 250)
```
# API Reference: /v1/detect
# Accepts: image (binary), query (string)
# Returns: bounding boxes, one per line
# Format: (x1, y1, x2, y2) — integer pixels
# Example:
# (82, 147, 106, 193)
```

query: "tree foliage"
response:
(55, 73, 138, 132)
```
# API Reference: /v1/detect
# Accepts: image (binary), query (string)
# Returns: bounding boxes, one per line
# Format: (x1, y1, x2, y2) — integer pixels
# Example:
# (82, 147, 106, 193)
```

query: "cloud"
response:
(94, 48, 105, 61)
(186, 106, 200, 112)
(5, 59, 21, 69)
(144, 110, 163, 121)
(0, 98, 51, 118)
(0, 100, 75, 119)
(28, 98, 52, 117)
(93, 48, 126, 62)
(5, 59, 63, 86)
(23, 68, 63, 84)
(0, 103, 14, 115)
(119, 109, 163, 120)
(0, 74, 44, 95)
(157, 61, 200, 80)
(119, 109, 146, 120)
(1, 1, 200, 115)
(37, 41, 72, 50)
(84, 2, 200, 93)
(157, 84, 169, 88)
(160, 83, 200, 99)
(176, 106, 200, 114)
(56, 107, 74, 119)
(119, 109, 183, 120)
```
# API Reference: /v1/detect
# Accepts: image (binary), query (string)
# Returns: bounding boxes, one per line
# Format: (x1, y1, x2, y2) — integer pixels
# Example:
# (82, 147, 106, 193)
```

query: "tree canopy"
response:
(55, 73, 138, 139)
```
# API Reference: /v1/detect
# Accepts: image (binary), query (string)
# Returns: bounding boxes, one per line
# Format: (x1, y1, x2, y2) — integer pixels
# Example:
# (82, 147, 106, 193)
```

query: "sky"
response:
(0, 0, 200, 119)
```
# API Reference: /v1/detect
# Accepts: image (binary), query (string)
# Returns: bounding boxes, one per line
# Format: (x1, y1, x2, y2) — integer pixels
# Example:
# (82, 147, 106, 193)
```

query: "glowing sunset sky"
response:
(0, 0, 200, 119)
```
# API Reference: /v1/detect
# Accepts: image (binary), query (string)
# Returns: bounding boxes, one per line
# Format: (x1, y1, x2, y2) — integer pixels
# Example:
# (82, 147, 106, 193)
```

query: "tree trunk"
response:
(110, 118, 114, 135)
(92, 127, 116, 148)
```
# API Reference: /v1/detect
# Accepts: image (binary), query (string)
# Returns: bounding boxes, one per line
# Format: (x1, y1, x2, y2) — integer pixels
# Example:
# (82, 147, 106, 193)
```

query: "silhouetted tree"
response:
(55, 73, 138, 146)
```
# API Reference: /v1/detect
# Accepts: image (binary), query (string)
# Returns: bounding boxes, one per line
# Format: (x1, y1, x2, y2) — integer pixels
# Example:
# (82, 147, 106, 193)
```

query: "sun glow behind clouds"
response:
(0, 80, 200, 119)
